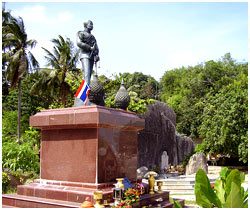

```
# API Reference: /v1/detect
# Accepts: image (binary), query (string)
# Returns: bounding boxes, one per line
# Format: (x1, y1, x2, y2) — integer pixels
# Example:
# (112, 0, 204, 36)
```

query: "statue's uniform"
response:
(74, 31, 99, 107)
(77, 31, 99, 84)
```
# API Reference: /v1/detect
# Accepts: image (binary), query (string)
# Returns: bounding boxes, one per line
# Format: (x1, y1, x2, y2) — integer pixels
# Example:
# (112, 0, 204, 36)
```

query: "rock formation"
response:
(185, 153, 208, 175)
(137, 101, 195, 170)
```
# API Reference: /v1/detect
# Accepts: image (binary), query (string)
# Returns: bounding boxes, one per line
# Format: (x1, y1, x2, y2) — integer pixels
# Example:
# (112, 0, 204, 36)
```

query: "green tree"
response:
(2, 11, 39, 140)
(160, 53, 248, 163)
(198, 71, 248, 162)
(31, 35, 80, 107)
(100, 72, 156, 114)
(3, 73, 55, 136)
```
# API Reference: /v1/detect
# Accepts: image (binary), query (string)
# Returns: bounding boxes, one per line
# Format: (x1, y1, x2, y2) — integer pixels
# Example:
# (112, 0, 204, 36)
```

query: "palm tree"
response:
(2, 11, 39, 140)
(32, 35, 80, 106)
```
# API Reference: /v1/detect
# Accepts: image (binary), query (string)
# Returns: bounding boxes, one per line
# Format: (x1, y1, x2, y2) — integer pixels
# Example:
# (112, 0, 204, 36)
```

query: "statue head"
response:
(84, 20, 93, 31)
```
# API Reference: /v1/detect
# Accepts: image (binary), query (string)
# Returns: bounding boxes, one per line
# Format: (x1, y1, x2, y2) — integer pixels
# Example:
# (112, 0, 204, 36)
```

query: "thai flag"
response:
(74, 80, 91, 105)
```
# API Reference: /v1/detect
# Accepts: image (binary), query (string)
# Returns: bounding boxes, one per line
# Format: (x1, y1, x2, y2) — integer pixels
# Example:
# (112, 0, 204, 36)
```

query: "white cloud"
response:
(13, 5, 46, 23)
(57, 12, 73, 23)
(12, 5, 73, 25)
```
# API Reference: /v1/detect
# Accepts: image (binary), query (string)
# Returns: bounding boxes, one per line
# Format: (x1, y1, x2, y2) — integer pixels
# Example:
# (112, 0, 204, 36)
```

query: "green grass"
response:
(184, 200, 197, 205)
(169, 197, 174, 203)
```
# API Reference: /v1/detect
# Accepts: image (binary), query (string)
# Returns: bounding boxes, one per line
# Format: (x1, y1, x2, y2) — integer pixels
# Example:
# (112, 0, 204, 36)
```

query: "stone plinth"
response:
(30, 105, 145, 184)
(2, 106, 145, 208)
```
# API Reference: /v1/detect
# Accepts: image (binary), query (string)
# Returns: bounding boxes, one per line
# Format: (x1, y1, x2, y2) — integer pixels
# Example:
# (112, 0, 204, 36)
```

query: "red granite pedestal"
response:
(2, 106, 145, 207)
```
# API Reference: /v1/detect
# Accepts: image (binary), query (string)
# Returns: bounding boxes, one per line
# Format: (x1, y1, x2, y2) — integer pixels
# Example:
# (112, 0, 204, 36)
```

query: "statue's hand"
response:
(95, 55, 100, 62)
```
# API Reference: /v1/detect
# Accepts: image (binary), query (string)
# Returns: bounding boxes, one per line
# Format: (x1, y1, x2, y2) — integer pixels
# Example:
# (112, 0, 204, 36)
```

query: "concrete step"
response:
(144, 176, 216, 194)
(164, 189, 194, 193)
(157, 179, 196, 185)
(161, 184, 194, 190)
(2, 193, 81, 208)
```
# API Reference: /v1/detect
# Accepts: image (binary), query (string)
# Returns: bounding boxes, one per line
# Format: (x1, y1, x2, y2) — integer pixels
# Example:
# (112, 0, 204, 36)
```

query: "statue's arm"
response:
(76, 32, 92, 51)
(93, 41, 100, 62)
(94, 42, 99, 55)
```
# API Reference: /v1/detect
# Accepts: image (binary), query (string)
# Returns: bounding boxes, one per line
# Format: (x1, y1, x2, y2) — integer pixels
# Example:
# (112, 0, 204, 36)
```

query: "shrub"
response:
(20, 127, 40, 150)
(2, 141, 40, 173)
(2, 172, 11, 193)
(195, 167, 248, 208)
(182, 150, 195, 169)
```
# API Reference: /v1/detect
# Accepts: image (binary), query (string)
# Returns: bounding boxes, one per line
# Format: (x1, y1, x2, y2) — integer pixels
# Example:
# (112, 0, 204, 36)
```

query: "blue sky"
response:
(4, 1, 248, 81)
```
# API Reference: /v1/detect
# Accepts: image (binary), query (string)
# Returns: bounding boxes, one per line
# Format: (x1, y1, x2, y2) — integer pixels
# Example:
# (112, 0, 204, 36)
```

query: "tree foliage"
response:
(2, 8, 39, 139)
(31, 35, 80, 107)
(160, 53, 248, 163)
(100, 72, 157, 114)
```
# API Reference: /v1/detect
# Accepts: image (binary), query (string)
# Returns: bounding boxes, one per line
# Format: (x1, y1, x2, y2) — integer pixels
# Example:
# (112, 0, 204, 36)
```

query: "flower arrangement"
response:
(176, 165, 184, 174)
(114, 200, 131, 208)
(134, 183, 145, 195)
(170, 165, 175, 172)
(124, 188, 139, 203)
(112, 188, 139, 208)
(165, 167, 170, 173)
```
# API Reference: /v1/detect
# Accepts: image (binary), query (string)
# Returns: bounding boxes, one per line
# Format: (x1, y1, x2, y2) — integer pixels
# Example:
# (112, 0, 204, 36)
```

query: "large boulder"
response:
(176, 132, 195, 164)
(138, 101, 177, 169)
(185, 153, 208, 175)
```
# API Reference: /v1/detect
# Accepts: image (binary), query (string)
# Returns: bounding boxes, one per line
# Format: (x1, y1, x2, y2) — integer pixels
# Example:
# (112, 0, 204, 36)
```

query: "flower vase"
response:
(157, 181, 163, 193)
(148, 174, 155, 195)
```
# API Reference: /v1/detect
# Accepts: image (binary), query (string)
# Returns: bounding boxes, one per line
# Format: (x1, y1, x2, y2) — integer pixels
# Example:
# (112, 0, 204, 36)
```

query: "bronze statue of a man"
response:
(74, 20, 99, 107)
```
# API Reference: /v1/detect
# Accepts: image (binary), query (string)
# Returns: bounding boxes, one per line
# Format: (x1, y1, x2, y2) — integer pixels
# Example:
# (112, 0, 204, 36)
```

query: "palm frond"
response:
(27, 51, 40, 69)
(26, 39, 37, 49)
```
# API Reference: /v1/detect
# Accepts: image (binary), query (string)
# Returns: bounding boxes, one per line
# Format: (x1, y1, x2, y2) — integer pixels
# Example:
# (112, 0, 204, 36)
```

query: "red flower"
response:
(211, 184, 214, 189)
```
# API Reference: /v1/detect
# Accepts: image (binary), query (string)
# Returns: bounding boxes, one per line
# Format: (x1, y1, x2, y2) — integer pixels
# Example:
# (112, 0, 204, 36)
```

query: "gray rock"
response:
(138, 101, 177, 169)
(185, 153, 208, 175)
(176, 132, 195, 164)
(137, 101, 196, 173)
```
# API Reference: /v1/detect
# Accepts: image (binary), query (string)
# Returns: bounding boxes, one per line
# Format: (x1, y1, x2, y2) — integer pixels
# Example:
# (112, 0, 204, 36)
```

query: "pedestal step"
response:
(2, 204, 20, 208)
(16, 183, 113, 204)
(2, 194, 81, 208)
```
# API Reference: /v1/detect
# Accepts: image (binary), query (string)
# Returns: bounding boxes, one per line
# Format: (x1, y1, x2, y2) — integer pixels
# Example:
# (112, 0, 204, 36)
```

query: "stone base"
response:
(2, 178, 114, 208)
(29, 106, 145, 184)
(17, 180, 114, 203)
(2, 190, 185, 208)
(2, 194, 82, 208)
(2, 180, 186, 208)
